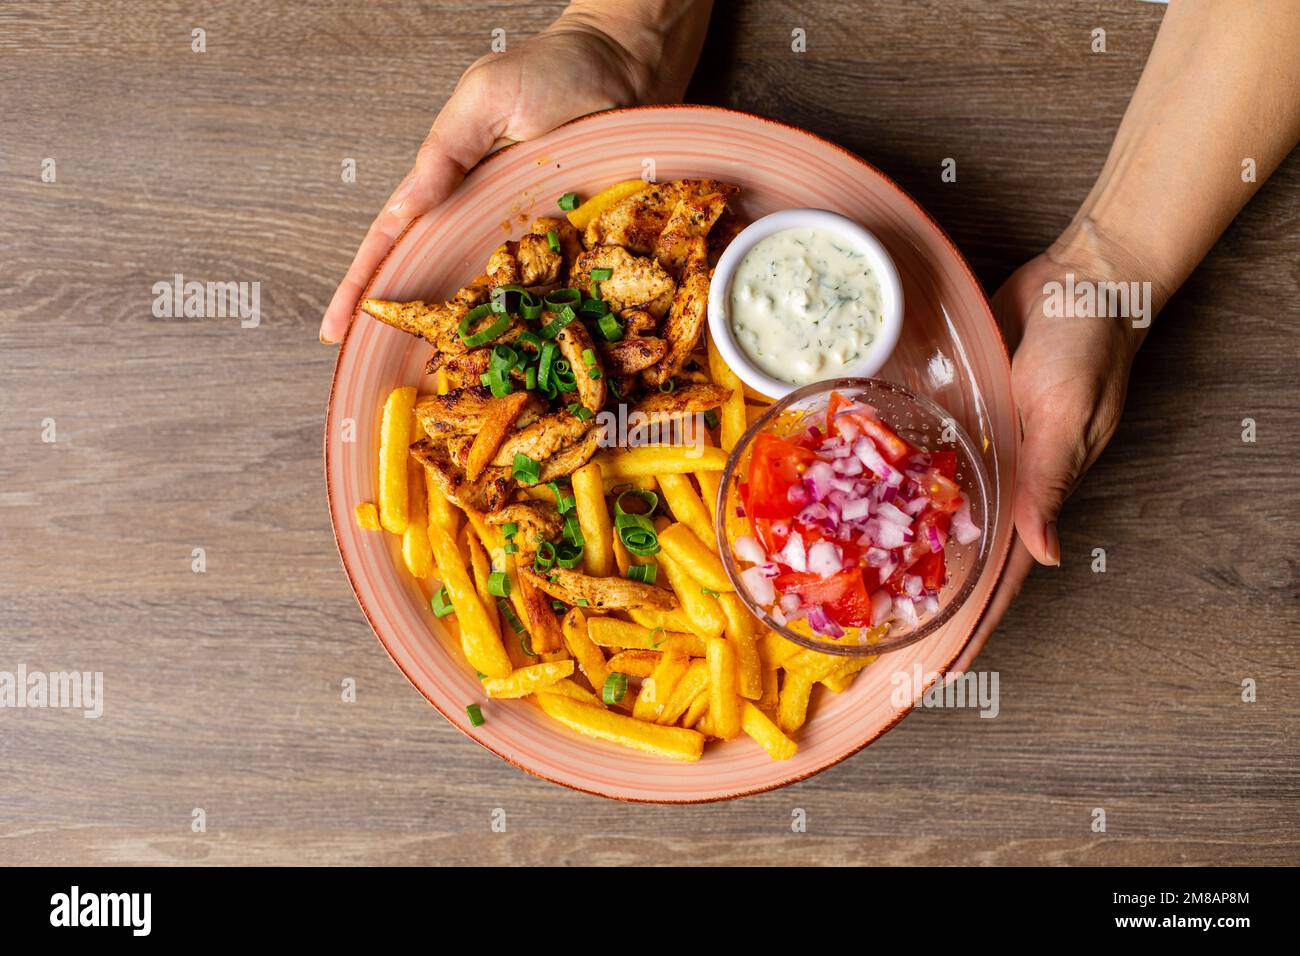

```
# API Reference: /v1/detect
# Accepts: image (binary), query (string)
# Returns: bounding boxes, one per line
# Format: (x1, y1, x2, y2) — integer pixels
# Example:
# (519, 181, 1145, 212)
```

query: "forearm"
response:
(560, 0, 714, 102)
(1054, 0, 1300, 311)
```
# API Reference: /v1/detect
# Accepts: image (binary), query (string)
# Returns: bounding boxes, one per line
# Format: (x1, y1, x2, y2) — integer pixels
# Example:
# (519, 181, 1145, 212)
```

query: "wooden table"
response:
(2, 0, 1295, 866)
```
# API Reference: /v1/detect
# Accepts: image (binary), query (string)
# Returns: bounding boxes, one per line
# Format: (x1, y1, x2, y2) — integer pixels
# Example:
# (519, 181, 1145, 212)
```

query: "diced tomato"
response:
(746, 433, 814, 519)
(911, 550, 946, 590)
(884, 509, 952, 593)
(773, 568, 873, 627)
(826, 391, 853, 436)
(928, 450, 957, 481)
(920, 469, 963, 512)
(750, 516, 790, 554)
(856, 416, 915, 465)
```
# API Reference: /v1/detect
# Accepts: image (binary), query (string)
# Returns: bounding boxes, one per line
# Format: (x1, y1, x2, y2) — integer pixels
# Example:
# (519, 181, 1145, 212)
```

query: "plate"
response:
(325, 105, 1017, 802)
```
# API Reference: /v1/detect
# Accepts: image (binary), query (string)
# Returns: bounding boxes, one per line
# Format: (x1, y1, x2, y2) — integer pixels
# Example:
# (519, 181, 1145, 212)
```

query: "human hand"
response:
(951, 238, 1155, 671)
(319, 1, 713, 343)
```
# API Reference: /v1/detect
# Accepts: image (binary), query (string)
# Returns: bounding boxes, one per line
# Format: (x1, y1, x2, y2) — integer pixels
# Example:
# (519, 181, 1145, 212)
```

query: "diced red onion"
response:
(807, 540, 842, 577)
(769, 606, 786, 627)
(841, 498, 871, 522)
(870, 589, 892, 626)
(903, 573, 923, 598)
(779, 592, 802, 614)
(778, 531, 807, 572)
(893, 595, 919, 628)
(927, 524, 945, 553)
(853, 437, 894, 482)
(787, 483, 810, 507)
(741, 566, 775, 604)
(864, 546, 892, 568)
(872, 520, 908, 549)
(952, 497, 981, 545)
(758, 562, 780, 578)
(734, 534, 764, 565)
(806, 604, 844, 638)
(903, 495, 929, 516)
(831, 455, 864, 476)
(803, 460, 835, 500)
(797, 502, 831, 526)
(919, 594, 940, 616)
(875, 501, 912, 526)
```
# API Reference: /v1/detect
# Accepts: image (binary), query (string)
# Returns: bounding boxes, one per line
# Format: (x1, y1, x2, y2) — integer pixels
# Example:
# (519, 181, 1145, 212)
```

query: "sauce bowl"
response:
(707, 208, 905, 399)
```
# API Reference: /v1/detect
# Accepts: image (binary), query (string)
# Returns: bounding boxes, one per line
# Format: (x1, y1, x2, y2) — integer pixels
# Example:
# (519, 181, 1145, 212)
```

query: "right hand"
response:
(320, 20, 666, 344)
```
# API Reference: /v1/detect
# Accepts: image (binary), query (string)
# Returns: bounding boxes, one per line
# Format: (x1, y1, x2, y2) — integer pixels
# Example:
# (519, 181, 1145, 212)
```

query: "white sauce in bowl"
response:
(728, 227, 886, 386)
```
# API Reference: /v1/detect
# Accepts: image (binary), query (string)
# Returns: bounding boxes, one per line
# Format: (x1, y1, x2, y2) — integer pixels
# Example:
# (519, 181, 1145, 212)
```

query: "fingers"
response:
(947, 538, 1035, 675)
(1013, 405, 1089, 566)
(319, 72, 506, 344)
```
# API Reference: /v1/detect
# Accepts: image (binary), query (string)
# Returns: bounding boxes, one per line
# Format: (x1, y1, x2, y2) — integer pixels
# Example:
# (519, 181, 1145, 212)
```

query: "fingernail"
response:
(388, 176, 417, 214)
(1045, 522, 1061, 566)
(320, 331, 335, 345)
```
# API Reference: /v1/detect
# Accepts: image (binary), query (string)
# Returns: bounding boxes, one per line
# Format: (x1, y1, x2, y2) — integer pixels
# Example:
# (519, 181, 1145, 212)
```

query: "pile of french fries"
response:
(352, 189, 880, 763)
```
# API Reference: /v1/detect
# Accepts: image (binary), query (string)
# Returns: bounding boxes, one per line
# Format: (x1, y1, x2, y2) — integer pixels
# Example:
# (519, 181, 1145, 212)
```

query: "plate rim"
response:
(324, 103, 1015, 803)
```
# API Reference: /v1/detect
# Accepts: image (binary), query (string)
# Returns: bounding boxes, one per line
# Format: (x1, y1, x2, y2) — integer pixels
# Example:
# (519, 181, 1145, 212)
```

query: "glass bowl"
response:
(716, 377, 994, 657)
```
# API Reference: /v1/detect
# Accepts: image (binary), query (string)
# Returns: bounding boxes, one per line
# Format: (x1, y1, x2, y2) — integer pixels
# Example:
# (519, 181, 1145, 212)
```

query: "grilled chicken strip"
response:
(571, 246, 676, 315)
(536, 426, 605, 484)
(553, 321, 606, 412)
(632, 382, 733, 425)
(486, 242, 520, 286)
(490, 410, 592, 468)
(521, 566, 677, 611)
(655, 191, 728, 274)
(415, 387, 546, 438)
(620, 309, 657, 336)
(584, 179, 739, 255)
(360, 297, 467, 350)
(599, 335, 668, 376)
(486, 502, 563, 557)
(516, 232, 564, 286)
(531, 217, 584, 276)
(642, 236, 710, 387)
(410, 439, 514, 513)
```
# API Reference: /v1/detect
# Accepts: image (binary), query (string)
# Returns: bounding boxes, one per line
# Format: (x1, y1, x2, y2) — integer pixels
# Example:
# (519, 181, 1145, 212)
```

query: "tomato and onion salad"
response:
(731, 391, 981, 637)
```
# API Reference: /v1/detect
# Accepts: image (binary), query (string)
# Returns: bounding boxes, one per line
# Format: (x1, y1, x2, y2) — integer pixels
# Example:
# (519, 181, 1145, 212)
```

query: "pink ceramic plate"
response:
(325, 106, 1016, 802)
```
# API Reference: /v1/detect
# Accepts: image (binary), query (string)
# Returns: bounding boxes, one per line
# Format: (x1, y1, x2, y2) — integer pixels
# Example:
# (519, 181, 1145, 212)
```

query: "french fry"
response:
(429, 527, 512, 678)
(783, 648, 846, 684)
(572, 461, 614, 577)
(706, 636, 742, 740)
(656, 659, 709, 725)
(696, 469, 721, 523)
(463, 526, 495, 609)
(401, 461, 435, 579)
(746, 404, 767, 427)
(612, 532, 660, 580)
(657, 475, 716, 549)
(777, 670, 814, 734)
(484, 660, 573, 698)
(426, 477, 460, 536)
(561, 607, 610, 695)
(353, 501, 381, 530)
(605, 649, 658, 678)
(546, 677, 606, 707)
(587, 617, 692, 651)
(706, 334, 747, 452)
(516, 568, 565, 654)
(757, 667, 780, 717)
(603, 475, 656, 495)
(565, 179, 650, 230)
(536, 692, 704, 761)
(742, 382, 776, 404)
(465, 391, 531, 482)
(742, 702, 797, 760)
(682, 688, 712, 729)
(378, 386, 417, 533)
(633, 650, 691, 722)
(658, 523, 732, 592)
(760, 630, 802, 670)
(656, 547, 726, 639)
(595, 445, 728, 479)
(627, 605, 694, 635)
(822, 656, 875, 693)
(718, 592, 763, 700)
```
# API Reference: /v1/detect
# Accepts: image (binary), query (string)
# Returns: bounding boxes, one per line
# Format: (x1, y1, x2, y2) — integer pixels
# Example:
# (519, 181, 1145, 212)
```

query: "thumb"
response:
(319, 71, 506, 344)
(1014, 411, 1088, 567)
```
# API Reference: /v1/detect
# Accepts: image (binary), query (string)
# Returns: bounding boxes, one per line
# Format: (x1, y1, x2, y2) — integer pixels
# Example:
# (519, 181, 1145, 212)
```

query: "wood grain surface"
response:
(1, 0, 1296, 866)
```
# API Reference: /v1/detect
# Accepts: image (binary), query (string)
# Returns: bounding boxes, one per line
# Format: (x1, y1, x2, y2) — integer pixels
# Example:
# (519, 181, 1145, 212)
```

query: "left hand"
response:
(951, 241, 1152, 670)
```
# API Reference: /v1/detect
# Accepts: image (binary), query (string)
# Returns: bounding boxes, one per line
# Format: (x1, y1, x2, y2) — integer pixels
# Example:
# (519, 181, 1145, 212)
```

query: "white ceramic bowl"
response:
(708, 208, 905, 399)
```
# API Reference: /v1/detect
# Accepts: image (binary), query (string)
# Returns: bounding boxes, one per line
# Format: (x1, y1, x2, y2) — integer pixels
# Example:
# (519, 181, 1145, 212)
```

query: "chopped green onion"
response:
(502, 522, 518, 539)
(613, 489, 660, 556)
(552, 599, 567, 612)
(516, 330, 541, 352)
(552, 359, 577, 392)
(487, 571, 510, 598)
(589, 268, 613, 282)
(704, 409, 720, 429)
(555, 540, 584, 569)
(614, 488, 659, 518)
(602, 672, 628, 705)
(458, 303, 512, 347)
(546, 229, 561, 253)
(597, 313, 624, 341)
(512, 453, 539, 484)
(608, 378, 625, 400)
(538, 341, 558, 390)
(538, 306, 576, 340)
(582, 348, 597, 368)
(701, 586, 719, 598)
(466, 703, 485, 726)
(576, 598, 589, 607)
(490, 344, 519, 371)
(627, 564, 657, 585)
(504, 542, 517, 554)
(557, 192, 579, 211)
(587, 367, 602, 380)
(432, 586, 455, 618)
(563, 516, 584, 546)
(475, 671, 487, 680)
(485, 367, 513, 397)
(520, 632, 536, 656)
(542, 288, 581, 310)
(548, 480, 576, 514)
(567, 403, 593, 422)
(533, 541, 556, 571)
(580, 297, 610, 317)
(498, 598, 525, 633)
(524, 366, 537, 391)
(649, 627, 665, 647)
(659, 378, 676, 393)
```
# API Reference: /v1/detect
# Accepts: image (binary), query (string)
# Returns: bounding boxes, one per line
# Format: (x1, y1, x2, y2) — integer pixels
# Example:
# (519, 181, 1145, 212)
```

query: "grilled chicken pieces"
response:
(366, 178, 738, 513)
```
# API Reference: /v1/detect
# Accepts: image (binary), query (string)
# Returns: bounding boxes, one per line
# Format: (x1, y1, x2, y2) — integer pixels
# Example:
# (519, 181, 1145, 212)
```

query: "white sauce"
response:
(728, 227, 885, 385)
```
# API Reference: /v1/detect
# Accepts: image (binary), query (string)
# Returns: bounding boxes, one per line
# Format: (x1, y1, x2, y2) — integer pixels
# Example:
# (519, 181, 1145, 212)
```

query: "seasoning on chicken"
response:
(642, 236, 710, 387)
(571, 246, 676, 315)
(521, 566, 677, 611)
